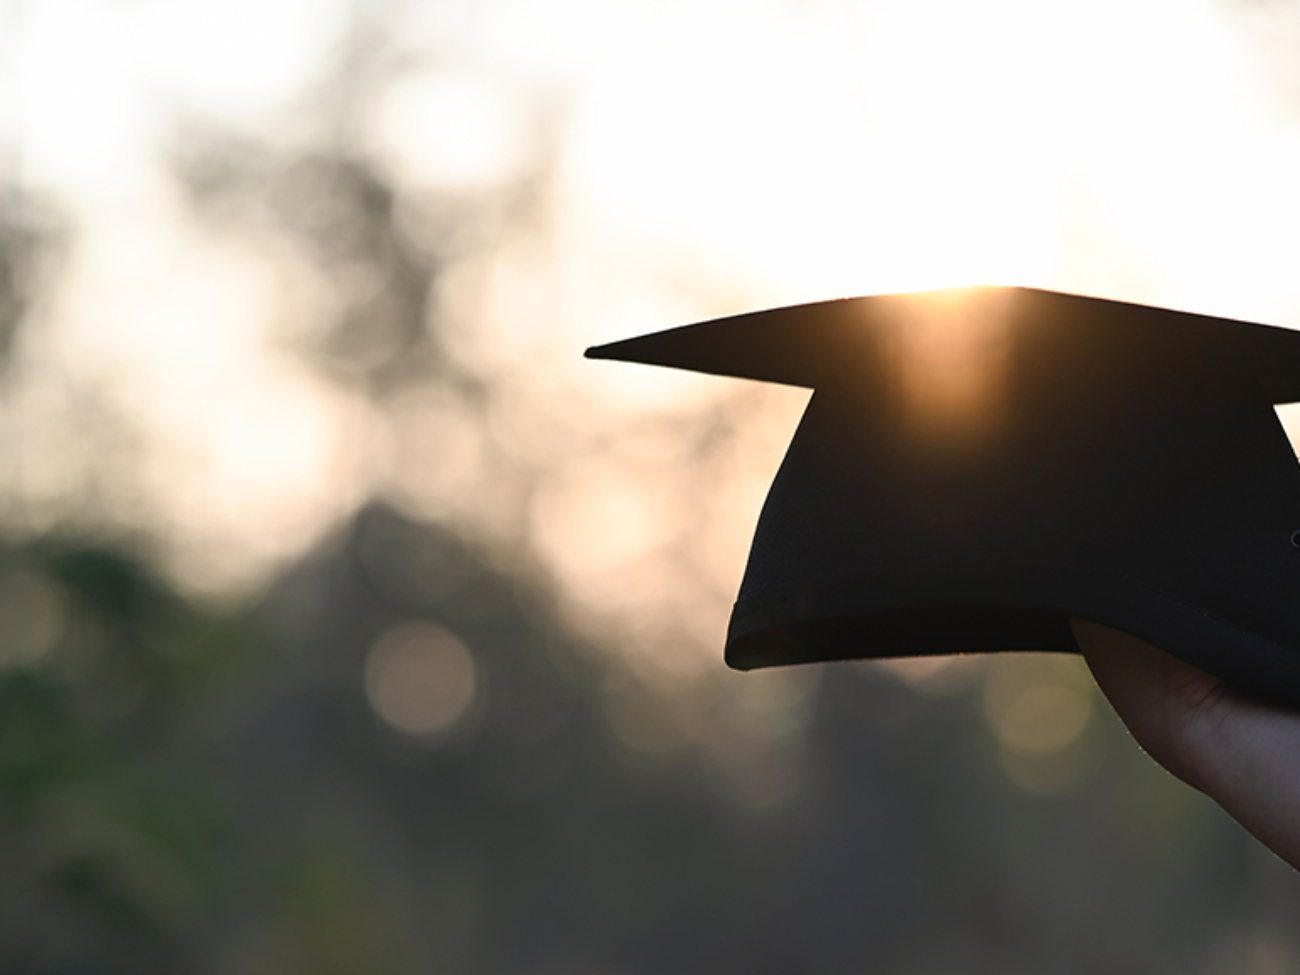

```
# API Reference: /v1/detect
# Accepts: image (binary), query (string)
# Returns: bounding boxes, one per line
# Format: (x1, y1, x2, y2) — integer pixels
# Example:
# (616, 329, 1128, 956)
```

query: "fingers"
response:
(1069, 618, 1225, 789)
(1070, 618, 1300, 871)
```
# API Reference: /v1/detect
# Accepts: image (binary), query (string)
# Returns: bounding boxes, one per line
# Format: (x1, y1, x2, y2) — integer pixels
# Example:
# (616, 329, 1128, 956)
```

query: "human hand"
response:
(1070, 618, 1300, 871)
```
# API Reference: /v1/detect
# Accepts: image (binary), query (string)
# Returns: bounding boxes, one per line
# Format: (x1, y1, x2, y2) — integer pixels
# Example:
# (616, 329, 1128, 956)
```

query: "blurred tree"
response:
(0, 187, 64, 378)
(0, 508, 1297, 973)
(0, 541, 243, 973)
(174, 504, 1300, 974)
(176, 140, 450, 397)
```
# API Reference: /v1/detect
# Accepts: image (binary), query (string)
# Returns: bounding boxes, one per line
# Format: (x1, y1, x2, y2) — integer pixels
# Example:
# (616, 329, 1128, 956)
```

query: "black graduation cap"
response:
(586, 286, 1300, 708)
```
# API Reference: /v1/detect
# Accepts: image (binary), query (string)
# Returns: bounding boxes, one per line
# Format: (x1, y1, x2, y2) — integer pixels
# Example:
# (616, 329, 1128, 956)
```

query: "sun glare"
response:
(556, 0, 1298, 319)
(878, 288, 1015, 435)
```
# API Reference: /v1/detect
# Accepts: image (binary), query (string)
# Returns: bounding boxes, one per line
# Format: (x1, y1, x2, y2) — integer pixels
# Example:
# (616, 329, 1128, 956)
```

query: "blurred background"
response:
(3, 0, 1300, 971)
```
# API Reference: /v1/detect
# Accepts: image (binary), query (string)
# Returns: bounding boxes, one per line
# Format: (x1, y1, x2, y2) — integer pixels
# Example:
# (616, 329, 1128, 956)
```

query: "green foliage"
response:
(0, 543, 237, 972)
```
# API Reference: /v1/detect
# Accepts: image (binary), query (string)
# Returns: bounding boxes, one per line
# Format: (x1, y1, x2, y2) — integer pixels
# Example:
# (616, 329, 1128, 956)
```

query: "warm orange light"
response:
(878, 288, 1014, 436)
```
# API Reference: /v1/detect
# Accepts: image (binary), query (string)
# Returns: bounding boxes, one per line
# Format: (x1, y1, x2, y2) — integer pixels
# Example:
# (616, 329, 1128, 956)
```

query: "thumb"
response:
(1069, 618, 1229, 791)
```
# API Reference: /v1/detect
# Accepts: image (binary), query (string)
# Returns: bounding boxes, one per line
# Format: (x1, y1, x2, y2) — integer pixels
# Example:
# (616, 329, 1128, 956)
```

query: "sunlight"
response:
(9, 0, 1300, 623)
(554, 0, 1300, 315)
(557, 0, 1072, 304)
(876, 288, 1015, 435)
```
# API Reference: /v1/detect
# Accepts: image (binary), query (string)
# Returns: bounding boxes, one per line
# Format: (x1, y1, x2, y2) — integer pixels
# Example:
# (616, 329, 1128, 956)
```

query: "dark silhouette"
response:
(589, 287, 1300, 710)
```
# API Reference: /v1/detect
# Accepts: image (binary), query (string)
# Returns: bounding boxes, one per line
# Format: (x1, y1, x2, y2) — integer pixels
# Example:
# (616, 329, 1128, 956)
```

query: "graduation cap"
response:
(586, 286, 1300, 708)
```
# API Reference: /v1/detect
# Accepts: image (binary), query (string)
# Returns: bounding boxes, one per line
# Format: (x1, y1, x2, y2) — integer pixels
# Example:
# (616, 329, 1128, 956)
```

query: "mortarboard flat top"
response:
(586, 287, 1300, 708)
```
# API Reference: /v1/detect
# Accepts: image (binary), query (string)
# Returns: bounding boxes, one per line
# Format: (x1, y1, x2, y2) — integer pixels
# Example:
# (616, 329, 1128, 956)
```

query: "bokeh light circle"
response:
(364, 621, 478, 739)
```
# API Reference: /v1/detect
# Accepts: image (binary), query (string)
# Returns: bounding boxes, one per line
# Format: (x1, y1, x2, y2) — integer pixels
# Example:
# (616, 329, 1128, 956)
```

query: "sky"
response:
(5, 0, 1300, 647)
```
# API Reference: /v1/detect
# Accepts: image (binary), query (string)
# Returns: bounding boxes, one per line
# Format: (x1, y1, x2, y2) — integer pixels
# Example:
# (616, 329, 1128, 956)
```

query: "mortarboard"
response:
(586, 287, 1300, 708)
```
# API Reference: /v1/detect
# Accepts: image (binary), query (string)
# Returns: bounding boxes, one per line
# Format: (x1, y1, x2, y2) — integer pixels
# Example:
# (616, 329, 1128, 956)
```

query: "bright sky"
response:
(6, 0, 1300, 623)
